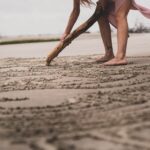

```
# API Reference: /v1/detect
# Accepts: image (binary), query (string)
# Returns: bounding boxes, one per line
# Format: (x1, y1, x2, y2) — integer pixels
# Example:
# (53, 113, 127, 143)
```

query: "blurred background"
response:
(0, 0, 150, 37)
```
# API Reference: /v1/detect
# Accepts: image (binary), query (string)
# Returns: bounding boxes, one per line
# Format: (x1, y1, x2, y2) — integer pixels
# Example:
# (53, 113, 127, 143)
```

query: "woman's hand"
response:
(60, 33, 69, 41)
(61, 0, 80, 42)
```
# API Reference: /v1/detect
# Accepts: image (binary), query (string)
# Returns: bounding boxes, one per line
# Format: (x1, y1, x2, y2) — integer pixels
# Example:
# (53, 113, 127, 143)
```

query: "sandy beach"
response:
(0, 33, 150, 150)
(0, 33, 150, 58)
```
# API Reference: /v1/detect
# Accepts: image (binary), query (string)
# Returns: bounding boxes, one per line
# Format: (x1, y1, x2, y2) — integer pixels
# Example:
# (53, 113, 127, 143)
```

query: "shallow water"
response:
(0, 33, 150, 58)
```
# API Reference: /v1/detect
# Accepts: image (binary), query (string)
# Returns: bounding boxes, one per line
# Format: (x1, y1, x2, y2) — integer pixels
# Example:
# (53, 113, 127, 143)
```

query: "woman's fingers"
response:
(60, 33, 69, 41)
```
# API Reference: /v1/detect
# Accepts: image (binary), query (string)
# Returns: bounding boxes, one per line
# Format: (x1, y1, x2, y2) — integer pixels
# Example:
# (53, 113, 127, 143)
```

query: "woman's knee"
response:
(115, 13, 127, 24)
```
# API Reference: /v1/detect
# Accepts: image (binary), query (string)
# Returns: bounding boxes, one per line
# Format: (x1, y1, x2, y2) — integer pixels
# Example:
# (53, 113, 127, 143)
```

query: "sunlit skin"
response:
(61, 0, 132, 66)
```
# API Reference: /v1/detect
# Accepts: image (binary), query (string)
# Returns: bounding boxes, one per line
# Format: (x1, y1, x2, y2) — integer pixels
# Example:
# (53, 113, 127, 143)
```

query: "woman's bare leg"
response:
(96, 15, 114, 63)
(104, 0, 131, 65)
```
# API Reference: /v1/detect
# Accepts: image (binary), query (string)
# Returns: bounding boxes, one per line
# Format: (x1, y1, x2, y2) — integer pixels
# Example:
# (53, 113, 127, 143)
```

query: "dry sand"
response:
(0, 54, 150, 150)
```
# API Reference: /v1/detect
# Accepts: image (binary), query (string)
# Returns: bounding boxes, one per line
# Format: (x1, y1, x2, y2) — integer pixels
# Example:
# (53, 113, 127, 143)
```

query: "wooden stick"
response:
(46, 1, 103, 66)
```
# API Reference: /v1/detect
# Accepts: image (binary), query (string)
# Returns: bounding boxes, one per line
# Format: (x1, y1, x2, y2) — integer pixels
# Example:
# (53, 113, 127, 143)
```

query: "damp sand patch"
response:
(0, 89, 95, 108)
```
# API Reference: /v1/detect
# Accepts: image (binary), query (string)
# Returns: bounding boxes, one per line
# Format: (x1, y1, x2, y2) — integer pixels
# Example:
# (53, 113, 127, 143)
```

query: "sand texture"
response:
(0, 55, 150, 150)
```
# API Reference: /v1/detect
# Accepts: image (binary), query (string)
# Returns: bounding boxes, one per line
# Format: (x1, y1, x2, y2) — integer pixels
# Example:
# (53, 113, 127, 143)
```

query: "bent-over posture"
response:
(61, 0, 150, 66)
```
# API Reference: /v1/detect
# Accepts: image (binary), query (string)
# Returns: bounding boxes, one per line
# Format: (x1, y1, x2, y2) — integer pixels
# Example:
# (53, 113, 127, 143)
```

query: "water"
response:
(0, 0, 150, 36)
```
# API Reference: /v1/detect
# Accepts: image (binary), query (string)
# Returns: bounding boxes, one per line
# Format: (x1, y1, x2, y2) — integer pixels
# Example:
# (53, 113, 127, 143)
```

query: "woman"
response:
(61, 0, 150, 65)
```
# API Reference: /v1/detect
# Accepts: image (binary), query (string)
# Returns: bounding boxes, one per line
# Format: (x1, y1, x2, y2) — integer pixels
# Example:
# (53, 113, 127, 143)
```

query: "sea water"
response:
(0, 0, 150, 36)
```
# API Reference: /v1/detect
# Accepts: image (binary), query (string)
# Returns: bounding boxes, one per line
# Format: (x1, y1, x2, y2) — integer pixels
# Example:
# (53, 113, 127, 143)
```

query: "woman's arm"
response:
(61, 0, 80, 41)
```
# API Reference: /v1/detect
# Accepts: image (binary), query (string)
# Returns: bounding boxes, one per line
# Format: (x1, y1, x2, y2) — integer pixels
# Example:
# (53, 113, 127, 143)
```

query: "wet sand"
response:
(0, 33, 150, 58)
(0, 54, 150, 150)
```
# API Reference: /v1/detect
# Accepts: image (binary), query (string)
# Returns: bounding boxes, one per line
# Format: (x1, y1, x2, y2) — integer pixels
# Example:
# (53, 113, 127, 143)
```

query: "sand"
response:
(0, 33, 150, 58)
(0, 54, 150, 150)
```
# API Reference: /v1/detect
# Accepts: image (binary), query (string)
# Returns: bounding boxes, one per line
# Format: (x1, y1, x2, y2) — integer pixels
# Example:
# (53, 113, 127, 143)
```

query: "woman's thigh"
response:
(116, 0, 132, 17)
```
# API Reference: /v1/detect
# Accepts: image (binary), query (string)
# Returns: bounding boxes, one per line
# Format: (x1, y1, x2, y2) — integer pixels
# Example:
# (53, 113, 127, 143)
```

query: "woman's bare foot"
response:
(103, 58, 128, 66)
(96, 55, 114, 63)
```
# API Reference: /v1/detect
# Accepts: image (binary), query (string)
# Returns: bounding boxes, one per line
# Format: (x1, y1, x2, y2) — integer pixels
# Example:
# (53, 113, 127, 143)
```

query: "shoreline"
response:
(0, 33, 150, 59)
(0, 32, 149, 45)
(0, 34, 60, 45)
